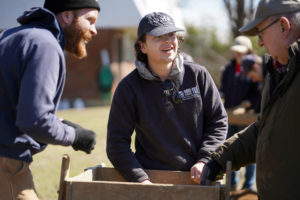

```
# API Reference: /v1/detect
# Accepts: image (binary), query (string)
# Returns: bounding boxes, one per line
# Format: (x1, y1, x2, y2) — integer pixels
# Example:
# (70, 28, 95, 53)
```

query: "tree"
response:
(223, 0, 256, 37)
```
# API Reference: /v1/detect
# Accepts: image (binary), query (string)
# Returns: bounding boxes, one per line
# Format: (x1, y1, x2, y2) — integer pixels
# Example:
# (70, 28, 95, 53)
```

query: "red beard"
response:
(63, 18, 92, 59)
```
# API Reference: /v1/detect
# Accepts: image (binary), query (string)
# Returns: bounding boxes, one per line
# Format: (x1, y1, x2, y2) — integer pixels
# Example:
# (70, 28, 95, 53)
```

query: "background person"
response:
(241, 54, 264, 114)
(0, 0, 100, 199)
(106, 12, 227, 184)
(220, 36, 257, 191)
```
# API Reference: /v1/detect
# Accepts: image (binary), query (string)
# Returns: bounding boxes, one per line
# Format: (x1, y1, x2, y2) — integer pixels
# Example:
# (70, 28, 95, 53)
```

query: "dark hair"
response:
(134, 34, 184, 64)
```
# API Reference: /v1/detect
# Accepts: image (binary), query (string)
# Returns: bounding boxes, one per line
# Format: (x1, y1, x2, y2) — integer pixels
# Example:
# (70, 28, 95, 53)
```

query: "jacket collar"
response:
(135, 54, 184, 81)
(288, 39, 300, 59)
(284, 40, 300, 79)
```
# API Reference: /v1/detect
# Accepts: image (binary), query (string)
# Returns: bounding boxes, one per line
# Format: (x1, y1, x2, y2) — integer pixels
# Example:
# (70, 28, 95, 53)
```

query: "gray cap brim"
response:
(239, 17, 265, 36)
(147, 26, 184, 37)
(230, 45, 248, 53)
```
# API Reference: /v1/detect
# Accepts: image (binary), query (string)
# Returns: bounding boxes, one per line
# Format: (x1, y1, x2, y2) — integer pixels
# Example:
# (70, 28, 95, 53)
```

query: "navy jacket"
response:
(220, 59, 251, 108)
(0, 8, 75, 162)
(107, 56, 228, 182)
(220, 59, 261, 113)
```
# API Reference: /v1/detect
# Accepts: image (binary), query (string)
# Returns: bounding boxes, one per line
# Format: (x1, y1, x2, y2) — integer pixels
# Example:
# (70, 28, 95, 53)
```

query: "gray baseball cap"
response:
(240, 0, 300, 36)
(230, 36, 253, 53)
(137, 12, 184, 38)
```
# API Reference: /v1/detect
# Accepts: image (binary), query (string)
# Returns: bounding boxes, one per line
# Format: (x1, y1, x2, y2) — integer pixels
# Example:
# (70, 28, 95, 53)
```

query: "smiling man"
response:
(106, 12, 227, 185)
(200, 0, 300, 199)
(0, 0, 100, 199)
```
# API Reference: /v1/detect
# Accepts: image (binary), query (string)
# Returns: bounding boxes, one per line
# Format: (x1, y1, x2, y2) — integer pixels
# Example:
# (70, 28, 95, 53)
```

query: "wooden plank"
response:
(58, 154, 70, 200)
(227, 109, 258, 126)
(66, 181, 222, 200)
(68, 169, 93, 182)
(63, 165, 227, 200)
(94, 167, 196, 185)
(225, 161, 232, 200)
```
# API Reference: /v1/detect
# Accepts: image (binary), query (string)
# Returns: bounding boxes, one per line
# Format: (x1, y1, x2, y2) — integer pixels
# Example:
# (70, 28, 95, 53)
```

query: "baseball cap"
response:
(242, 54, 257, 74)
(137, 12, 184, 38)
(240, 0, 300, 36)
(230, 36, 253, 53)
(44, 0, 100, 14)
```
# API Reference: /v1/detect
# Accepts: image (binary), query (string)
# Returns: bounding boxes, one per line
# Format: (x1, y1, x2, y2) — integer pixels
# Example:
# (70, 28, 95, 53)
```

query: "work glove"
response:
(200, 159, 223, 186)
(62, 120, 96, 154)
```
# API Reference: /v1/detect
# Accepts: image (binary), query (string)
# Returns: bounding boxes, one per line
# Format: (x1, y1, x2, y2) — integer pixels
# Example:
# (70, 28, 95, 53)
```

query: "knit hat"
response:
(138, 12, 184, 38)
(240, 0, 300, 36)
(44, 0, 100, 14)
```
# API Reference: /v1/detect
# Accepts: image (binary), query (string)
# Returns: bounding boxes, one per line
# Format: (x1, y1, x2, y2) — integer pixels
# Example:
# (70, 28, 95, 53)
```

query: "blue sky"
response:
(181, 0, 259, 41)
(182, 0, 228, 27)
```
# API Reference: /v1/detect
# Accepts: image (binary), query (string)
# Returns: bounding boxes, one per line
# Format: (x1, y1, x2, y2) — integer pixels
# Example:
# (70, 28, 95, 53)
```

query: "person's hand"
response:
(62, 120, 96, 154)
(141, 179, 152, 184)
(232, 100, 251, 115)
(200, 160, 223, 186)
(232, 107, 246, 115)
(190, 162, 205, 184)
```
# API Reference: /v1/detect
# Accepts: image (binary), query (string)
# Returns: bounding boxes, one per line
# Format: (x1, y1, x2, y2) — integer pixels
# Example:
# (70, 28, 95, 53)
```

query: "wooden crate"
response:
(58, 155, 231, 200)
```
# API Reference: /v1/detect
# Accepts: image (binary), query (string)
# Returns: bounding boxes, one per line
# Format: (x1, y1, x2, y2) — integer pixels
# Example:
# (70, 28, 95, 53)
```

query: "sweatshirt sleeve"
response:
(106, 80, 149, 182)
(15, 35, 75, 146)
(211, 121, 258, 172)
(197, 68, 228, 163)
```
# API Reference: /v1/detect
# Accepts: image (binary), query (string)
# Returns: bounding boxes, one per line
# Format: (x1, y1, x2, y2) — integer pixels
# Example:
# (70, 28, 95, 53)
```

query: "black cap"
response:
(44, 0, 100, 14)
(137, 12, 184, 38)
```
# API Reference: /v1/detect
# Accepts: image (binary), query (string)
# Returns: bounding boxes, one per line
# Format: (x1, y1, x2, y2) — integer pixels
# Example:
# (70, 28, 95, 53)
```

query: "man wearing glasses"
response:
(200, 0, 300, 199)
(106, 12, 227, 184)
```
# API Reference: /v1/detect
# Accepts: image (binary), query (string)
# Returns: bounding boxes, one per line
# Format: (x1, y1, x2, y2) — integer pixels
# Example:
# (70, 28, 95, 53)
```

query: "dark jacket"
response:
(107, 55, 228, 182)
(212, 41, 300, 200)
(221, 59, 260, 111)
(0, 8, 75, 163)
(220, 59, 251, 108)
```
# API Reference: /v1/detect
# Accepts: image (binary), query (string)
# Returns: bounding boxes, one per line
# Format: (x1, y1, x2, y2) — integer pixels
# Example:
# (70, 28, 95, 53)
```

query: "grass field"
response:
(31, 106, 113, 200)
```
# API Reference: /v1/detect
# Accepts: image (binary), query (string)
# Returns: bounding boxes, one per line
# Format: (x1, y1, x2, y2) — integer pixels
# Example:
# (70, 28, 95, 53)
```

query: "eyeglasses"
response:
(257, 18, 280, 40)
(162, 80, 183, 104)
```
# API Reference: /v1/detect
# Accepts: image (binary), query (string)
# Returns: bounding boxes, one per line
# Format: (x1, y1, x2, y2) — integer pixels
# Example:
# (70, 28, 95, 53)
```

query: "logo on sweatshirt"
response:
(177, 86, 200, 101)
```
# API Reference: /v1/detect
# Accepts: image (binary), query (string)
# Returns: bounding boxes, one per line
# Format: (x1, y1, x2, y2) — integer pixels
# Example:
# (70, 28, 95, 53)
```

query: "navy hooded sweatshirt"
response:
(0, 8, 75, 162)
(107, 55, 228, 182)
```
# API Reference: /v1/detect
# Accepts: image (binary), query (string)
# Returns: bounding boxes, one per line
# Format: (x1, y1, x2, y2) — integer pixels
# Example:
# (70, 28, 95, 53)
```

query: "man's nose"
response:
(90, 25, 97, 36)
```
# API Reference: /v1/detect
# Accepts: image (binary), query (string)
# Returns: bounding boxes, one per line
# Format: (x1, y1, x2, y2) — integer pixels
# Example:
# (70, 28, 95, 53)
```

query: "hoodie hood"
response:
(17, 7, 65, 48)
(135, 54, 184, 81)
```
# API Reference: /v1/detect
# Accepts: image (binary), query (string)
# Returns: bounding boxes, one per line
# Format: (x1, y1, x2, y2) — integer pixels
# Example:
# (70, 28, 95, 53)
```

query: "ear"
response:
(61, 11, 74, 25)
(139, 41, 147, 54)
(280, 17, 291, 37)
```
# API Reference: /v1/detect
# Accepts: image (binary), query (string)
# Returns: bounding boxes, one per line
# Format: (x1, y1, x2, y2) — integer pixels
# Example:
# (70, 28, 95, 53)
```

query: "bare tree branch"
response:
(223, 0, 255, 37)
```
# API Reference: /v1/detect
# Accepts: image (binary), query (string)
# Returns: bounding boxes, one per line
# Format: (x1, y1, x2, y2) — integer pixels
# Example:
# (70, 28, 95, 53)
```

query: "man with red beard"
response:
(0, 0, 100, 199)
